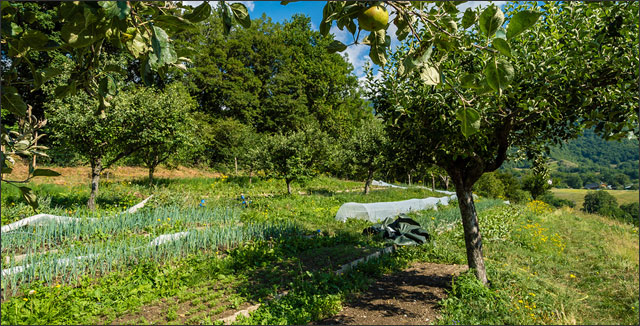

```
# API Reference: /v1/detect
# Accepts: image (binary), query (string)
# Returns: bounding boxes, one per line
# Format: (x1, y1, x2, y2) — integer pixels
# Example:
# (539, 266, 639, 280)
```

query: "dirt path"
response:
(317, 262, 467, 325)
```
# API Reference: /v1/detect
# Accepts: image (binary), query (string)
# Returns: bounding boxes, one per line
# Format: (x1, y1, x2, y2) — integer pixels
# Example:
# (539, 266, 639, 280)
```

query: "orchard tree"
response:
(261, 126, 329, 194)
(522, 157, 552, 200)
(1, 1, 252, 209)
(367, 1, 638, 284)
(127, 83, 197, 186)
(344, 117, 388, 194)
(47, 87, 148, 209)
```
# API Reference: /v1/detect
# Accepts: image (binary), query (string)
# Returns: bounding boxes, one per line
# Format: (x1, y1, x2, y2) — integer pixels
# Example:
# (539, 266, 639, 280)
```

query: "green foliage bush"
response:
(508, 189, 532, 204)
(473, 173, 505, 199)
(620, 202, 639, 223)
(581, 190, 635, 222)
(582, 190, 618, 214)
(522, 171, 552, 200)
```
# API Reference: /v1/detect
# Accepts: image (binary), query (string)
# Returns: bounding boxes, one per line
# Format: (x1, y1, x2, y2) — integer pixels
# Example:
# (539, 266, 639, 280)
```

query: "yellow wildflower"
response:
(570, 274, 576, 278)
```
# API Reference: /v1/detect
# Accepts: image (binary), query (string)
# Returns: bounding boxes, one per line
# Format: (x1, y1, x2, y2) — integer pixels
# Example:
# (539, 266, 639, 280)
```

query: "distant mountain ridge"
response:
(502, 128, 638, 188)
(550, 128, 638, 167)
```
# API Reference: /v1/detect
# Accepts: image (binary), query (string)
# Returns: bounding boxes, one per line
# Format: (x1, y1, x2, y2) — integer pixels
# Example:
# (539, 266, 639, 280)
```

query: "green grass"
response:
(551, 188, 639, 209)
(434, 204, 639, 325)
(2, 171, 637, 325)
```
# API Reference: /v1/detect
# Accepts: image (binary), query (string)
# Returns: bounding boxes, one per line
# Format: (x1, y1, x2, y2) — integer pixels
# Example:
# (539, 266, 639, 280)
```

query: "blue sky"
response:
(186, 1, 508, 79)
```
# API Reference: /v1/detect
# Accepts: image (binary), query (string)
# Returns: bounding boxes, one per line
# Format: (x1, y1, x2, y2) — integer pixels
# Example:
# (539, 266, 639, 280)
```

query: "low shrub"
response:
(473, 173, 505, 199)
(508, 189, 532, 204)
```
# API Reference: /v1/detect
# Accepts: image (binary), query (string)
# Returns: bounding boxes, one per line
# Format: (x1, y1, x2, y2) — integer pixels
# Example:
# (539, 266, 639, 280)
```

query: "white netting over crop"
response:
(335, 196, 453, 223)
(371, 180, 407, 189)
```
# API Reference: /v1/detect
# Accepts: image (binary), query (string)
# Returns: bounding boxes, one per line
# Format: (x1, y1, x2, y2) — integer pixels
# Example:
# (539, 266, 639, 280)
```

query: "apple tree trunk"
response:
(452, 175, 488, 285)
(88, 158, 102, 210)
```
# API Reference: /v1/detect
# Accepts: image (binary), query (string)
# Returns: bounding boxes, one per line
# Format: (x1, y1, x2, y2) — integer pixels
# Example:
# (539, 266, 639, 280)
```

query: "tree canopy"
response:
(367, 1, 638, 284)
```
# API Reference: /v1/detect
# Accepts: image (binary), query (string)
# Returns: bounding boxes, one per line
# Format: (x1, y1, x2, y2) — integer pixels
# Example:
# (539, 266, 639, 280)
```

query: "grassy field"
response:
(551, 188, 639, 209)
(1, 167, 638, 325)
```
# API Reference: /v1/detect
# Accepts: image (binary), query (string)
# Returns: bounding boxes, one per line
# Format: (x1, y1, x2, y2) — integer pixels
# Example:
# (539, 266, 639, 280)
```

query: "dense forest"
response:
(2, 2, 637, 195)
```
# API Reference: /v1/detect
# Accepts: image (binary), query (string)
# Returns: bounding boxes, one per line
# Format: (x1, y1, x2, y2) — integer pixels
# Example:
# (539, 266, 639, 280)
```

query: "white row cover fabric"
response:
(371, 180, 407, 189)
(1, 195, 153, 234)
(2, 229, 189, 277)
(335, 195, 454, 223)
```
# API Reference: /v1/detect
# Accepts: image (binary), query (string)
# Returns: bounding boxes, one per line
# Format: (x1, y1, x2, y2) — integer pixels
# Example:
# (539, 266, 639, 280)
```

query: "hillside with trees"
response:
(502, 128, 638, 189)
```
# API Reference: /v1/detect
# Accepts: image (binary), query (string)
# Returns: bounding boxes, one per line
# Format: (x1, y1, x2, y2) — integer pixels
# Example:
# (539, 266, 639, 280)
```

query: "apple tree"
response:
(125, 83, 198, 186)
(1, 1, 251, 209)
(343, 117, 388, 194)
(260, 126, 330, 195)
(365, 1, 637, 284)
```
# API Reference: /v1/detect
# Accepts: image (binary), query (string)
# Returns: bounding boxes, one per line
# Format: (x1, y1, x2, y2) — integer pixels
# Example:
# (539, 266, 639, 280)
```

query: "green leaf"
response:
(1, 2, 12, 12)
(98, 75, 117, 97)
(368, 30, 388, 66)
(394, 15, 410, 41)
(484, 57, 514, 94)
(319, 20, 330, 36)
(54, 83, 76, 99)
(14, 139, 30, 151)
(183, 2, 211, 23)
(101, 1, 130, 20)
(60, 13, 94, 48)
(460, 73, 480, 89)
(280, 1, 299, 5)
(21, 30, 50, 50)
(39, 67, 62, 83)
(126, 32, 147, 58)
(19, 186, 39, 210)
(461, 7, 477, 29)
(8, 22, 23, 37)
(479, 4, 504, 38)
(492, 38, 511, 57)
(419, 66, 440, 85)
(153, 15, 193, 32)
(506, 10, 541, 40)
(369, 45, 386, 66)
(327, 40, 347, 53)
(230, 3, 251, 28)
(400, 43, 433, 77)
(149, 26, 177, 70)
(443, 16, 457, 33)
(346, 20, 357, 35)
(32, 169, 61, 177)
(456, 107, 481, 137)
(1, 86, 27, 116)
(495, 27, 506, 39)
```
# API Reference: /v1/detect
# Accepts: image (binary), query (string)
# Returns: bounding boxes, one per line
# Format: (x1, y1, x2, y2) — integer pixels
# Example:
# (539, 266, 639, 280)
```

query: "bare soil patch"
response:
(316, 262, 467, 325)
(6, 162, 221, 186)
